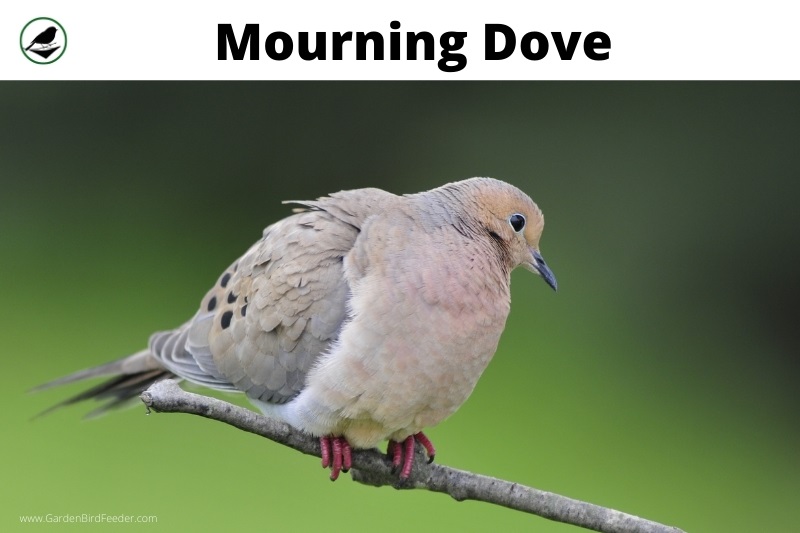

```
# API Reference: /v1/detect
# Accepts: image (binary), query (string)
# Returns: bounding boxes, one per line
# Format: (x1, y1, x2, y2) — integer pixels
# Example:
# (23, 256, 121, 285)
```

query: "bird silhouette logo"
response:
(20, 18, 67, 64)
(25, 27, 57, 51)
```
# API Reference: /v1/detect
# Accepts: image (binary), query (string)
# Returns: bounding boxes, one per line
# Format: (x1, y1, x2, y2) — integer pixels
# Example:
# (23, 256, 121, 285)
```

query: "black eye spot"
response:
(509, 214, 526, 233)
(220, 310, 233, 330)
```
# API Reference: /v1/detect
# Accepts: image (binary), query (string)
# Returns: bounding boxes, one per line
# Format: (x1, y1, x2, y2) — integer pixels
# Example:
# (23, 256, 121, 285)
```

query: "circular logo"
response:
(20, 18, 67, 64)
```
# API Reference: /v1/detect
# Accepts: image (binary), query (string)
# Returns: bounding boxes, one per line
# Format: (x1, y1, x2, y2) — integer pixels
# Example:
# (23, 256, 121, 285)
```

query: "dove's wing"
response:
(154, 190, 397, 404)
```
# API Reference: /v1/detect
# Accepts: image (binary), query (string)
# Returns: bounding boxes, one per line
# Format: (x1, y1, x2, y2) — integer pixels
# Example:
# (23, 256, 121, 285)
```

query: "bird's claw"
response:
(414, 431, 436, 464)
(386, 432, 437, 479)
(320, 436, 352, 481)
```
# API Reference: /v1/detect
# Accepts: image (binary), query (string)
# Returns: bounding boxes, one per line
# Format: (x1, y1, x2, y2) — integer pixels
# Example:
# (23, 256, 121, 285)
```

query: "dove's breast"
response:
(272, 214, 513, 448)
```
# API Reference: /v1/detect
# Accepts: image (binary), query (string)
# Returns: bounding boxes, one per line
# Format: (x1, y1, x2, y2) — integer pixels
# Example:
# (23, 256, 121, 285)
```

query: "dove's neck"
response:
(407, 193, 513, 310)
(417, 191, 514, 279)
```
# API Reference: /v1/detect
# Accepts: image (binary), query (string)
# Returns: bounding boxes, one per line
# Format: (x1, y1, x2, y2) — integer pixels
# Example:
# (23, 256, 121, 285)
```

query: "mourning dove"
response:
(35, 177, 557, 480)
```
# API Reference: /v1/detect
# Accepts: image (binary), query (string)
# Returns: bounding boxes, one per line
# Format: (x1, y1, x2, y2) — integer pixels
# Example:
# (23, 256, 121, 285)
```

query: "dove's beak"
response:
(525, 248, 557, 291)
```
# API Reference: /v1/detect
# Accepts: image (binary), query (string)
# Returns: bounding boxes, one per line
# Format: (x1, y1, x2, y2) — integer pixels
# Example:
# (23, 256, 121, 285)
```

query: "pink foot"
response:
(414, 431, 436, 463)
(320, 436, 352, 481)
(386, 432, 436, 479)
(387, 439, 402, 471)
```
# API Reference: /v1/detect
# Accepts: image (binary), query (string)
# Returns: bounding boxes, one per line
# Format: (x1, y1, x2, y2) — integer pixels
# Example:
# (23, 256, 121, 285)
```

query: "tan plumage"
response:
(36, 177, 557, 478)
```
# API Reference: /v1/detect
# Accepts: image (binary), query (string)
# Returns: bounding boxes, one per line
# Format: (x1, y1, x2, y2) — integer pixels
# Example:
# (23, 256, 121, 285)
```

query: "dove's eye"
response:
(509, 214, 526, 233)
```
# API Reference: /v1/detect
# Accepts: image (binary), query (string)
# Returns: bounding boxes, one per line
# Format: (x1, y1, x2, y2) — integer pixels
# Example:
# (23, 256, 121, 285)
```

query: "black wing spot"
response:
(241, 304, 247, 317)
(220, 273, 231, 288)
(227, 291, 238, 304)
(207, 296, 217, 312)
(221, 311, 233, 329)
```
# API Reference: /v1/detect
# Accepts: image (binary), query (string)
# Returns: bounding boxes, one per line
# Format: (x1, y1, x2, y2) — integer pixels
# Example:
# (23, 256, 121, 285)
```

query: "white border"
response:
(2, 1, 799, 80)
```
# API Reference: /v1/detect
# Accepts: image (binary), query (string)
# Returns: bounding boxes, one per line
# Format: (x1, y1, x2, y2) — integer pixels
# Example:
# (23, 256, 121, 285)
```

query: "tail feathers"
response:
(31, 350, 161, 392)
(32, 350, 175, 419)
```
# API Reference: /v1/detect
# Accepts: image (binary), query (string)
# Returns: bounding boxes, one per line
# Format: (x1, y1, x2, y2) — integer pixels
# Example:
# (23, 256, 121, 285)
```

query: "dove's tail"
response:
(30, 350, 174, 419)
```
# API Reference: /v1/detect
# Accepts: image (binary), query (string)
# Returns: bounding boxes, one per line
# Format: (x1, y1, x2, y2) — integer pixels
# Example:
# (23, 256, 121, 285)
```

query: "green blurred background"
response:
(2, 83, 798, 532)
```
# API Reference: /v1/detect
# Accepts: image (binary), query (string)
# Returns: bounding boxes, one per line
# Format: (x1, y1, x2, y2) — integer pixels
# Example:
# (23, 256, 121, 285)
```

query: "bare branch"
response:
(140, 380, 685, 533)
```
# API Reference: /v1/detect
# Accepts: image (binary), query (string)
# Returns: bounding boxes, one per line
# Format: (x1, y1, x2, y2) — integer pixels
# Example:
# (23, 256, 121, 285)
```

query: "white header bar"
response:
(3, 1, 798, 80)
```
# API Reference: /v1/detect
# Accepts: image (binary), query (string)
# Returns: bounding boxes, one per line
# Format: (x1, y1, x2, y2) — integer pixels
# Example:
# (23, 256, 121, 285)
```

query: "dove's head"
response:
(437, 177, 557, 291)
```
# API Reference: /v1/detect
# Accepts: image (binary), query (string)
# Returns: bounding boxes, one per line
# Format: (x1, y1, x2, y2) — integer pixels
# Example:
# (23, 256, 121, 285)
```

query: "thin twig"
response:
(140, 380, 685, 533)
